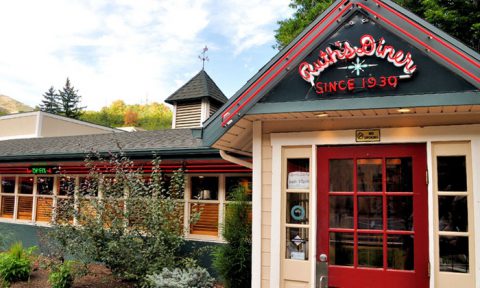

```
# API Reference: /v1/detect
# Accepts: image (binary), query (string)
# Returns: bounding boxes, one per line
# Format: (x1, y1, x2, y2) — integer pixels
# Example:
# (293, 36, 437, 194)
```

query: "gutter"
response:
(0, 148, 221, 163)
(219, 150, 252, 169)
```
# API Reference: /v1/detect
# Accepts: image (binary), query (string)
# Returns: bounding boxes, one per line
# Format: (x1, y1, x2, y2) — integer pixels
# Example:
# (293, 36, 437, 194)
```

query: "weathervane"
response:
(198, 45, 209, 70)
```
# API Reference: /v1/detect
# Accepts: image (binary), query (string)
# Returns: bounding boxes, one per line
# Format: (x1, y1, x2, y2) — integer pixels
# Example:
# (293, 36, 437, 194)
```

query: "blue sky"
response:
(0, 0, 292, 110)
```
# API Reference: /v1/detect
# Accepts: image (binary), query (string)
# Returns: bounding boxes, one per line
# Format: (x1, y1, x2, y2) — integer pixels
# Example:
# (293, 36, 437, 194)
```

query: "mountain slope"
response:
(0, 95, 33, 114)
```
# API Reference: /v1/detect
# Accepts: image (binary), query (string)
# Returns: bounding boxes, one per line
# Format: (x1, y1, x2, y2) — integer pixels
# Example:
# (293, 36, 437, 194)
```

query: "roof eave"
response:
(0, 147, 220, 163)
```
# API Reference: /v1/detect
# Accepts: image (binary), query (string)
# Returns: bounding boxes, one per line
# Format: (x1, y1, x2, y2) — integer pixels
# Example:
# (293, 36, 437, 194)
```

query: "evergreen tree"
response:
(58, 78, 85, 119)
(39, 86, 60, 114)
(274, 0, 480, 51)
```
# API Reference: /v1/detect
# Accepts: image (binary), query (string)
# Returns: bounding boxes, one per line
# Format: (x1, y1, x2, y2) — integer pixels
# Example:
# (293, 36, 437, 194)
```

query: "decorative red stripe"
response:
(372, 0, 480, 69)
(221, 0, 350, 126)
(220, 1, 480, 127)
(358, 3, 480, 83)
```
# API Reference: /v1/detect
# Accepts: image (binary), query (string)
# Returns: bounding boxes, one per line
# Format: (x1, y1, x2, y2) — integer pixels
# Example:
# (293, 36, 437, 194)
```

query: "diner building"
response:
(0, 70, 251, 247)
(0, 0, 478, 287)
(200, 0, 480, 287)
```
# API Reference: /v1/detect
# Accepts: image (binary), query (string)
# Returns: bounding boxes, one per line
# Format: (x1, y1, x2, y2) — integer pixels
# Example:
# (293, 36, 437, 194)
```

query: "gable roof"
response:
(165, 70, 228, 105)
(202, 0, 480, 146)
(0, 128, 215, 162)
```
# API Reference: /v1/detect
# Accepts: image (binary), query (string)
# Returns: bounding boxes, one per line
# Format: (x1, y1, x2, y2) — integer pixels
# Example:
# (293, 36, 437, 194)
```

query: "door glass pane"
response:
(1, 177, 15, 193)
(287, 159, 309, 189)
(387, 196, 413, 231)
(19, 177, 34, 194)
(286, 193, 309, 225)
(386, 158, 412, 192)
(329, 196, 353, 228)
(438, 196, 468, 232)
(437, 156, 467, 191)
(37, 177, 54, 195)
(439, 236, 469, 273)
(358, 196, 383, 230)
(329, 159, 353, 192)
(357, 159, 383, 192)
(286, 227, 309, 260)
(190, 177, 218, 200)
(329, 232, 353, 266)
(358, 234, 383, 268)
(387, 234, 414, 270)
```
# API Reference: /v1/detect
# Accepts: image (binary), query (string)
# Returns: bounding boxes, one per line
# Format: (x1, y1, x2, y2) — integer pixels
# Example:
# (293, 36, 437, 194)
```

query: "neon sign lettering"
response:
(298, 34, 417, 87)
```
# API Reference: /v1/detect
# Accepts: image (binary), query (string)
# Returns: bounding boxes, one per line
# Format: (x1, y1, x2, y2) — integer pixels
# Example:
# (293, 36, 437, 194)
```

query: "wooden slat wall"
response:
(0, 196, 14, 218)
(17, 197, 33, 220)
(36, 197, 53, 222)
(175, 101, 202, 128)
(191, 203, 219, 236)
(209, 103, 221, 116)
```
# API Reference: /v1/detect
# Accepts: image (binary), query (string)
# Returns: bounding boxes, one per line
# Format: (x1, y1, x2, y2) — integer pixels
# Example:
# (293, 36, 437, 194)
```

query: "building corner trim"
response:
(252, 121, 262, 288)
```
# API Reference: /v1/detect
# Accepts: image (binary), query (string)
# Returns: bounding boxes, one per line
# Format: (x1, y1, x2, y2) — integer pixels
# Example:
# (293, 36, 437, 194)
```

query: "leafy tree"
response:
(274, 0, 480, 52)
(58, 78, 85, 119)
(79, 100, 172, 130)
(123, 109, 139, 126)
(212, 187, 251, 288)
(39, 86, 61, 114)
(48, 152, 195, 282)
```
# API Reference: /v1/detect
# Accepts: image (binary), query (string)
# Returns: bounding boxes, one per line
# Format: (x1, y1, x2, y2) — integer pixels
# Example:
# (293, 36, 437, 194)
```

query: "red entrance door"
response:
(317, 144, 429, 288)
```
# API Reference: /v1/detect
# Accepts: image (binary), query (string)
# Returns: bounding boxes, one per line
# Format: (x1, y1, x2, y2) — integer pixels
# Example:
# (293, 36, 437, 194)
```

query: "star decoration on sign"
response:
(337, 57, 378, 76)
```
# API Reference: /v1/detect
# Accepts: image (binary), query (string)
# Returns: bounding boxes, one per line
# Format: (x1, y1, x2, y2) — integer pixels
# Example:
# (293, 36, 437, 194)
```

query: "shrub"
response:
(49, 153, 191, 281)
(0, 242, 36, 284)
(145, 267, 214, 288)
(212, 187, 251, 288)
(48, 261, 75, 288)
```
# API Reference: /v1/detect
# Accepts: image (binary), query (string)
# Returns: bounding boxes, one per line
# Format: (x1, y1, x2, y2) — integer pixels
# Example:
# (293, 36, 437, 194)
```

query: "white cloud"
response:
(0, 0, 291, 110)
(211, 0, 292, 54)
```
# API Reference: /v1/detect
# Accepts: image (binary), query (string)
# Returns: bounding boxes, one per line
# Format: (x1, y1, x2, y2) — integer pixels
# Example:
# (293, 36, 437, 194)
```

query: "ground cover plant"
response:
(48, 152, 199, 284)
(0, 242, 36, 286)
(145, 266, 215, 288)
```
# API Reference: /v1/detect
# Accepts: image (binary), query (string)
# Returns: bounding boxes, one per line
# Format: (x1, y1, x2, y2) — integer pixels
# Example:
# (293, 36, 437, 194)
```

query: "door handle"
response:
(316, 254, 328, 288)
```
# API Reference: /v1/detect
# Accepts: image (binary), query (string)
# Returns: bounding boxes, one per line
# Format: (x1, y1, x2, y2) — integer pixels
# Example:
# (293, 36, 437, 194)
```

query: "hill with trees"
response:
(80, 100, 172, 131)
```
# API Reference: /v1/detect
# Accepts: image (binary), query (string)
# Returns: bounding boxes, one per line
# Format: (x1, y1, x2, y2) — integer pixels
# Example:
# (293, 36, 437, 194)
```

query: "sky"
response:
(0, 0, 293, 111)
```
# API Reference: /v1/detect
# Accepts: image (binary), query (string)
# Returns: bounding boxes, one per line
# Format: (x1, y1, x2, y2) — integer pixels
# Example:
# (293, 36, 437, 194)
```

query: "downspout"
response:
(219, 150, 252, 169)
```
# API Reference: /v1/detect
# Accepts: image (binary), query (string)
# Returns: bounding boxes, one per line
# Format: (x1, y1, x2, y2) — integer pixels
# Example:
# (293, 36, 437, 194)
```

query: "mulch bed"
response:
(11, 264, 135, 288)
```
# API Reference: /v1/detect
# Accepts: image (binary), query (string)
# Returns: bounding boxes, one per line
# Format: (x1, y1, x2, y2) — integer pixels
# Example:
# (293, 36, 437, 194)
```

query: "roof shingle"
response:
(165, 70, 228, 104)
(0, 129, 205, 158)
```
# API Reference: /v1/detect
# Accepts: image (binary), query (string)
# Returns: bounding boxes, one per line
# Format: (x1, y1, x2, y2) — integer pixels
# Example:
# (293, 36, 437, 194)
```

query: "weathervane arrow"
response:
(198, 45, 209, 70)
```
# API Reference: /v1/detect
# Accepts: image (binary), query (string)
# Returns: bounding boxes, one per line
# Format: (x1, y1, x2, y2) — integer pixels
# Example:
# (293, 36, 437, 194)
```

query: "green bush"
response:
(145, 267, 214, 288)
(0, 242, 36, 284)
(48, 261, 75, 288)
(212, 187, 251, 288)
(49, 153, 191, 281)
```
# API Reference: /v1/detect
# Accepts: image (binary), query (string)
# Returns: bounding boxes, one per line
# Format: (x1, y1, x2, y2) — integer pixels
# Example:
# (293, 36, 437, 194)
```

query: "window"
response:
(283, 149, 310, 261)
(0, 176, 15, 218)
(189, 176, 219, 236)
(0, 173, 252, 242)
(433, 142, 475, 288)
(186, 174, 252, 240)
